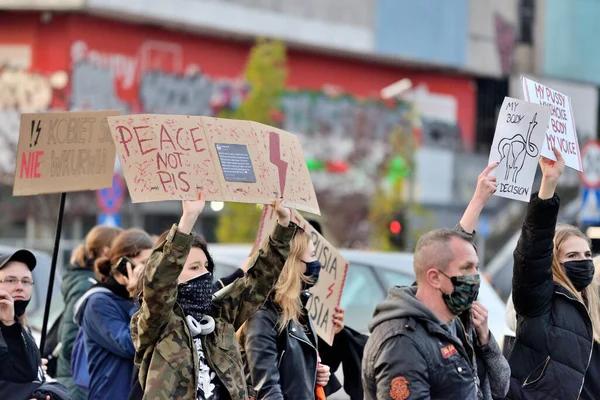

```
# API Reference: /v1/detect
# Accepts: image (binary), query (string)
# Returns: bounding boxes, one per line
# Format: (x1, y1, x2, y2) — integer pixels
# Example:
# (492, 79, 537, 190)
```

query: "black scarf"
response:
(177, 272, 213, 321)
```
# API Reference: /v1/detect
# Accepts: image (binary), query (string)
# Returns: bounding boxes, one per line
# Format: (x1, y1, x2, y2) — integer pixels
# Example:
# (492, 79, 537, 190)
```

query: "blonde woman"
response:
(238, 226, 331, 399)
(509, 148, 600, 399)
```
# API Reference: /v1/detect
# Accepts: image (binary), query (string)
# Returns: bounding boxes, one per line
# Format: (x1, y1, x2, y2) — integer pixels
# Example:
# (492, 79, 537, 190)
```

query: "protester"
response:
(73, 229, 153, 400)
(130, 192, 301, 399)
(57, 225, 122, 400)
(362, 163, 510, 400)
(508, 148, 600, 399)
(0, 249, 70, 400)
(238, 218, 332, 399)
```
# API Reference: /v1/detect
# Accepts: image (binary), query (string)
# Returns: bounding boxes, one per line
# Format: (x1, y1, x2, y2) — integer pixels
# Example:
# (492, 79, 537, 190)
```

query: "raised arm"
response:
(512, 148, 563, 318)
(458, 162, 498, 235)
(212, 199, 298, 330)
(130, 192, 204, 355)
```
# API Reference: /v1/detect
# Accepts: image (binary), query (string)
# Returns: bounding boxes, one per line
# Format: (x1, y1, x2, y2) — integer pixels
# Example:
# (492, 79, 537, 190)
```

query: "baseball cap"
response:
(0, 249, 37, 271)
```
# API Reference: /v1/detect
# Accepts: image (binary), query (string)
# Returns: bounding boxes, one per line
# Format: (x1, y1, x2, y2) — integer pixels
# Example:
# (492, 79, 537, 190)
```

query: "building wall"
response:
(375, 0, 468, 67)
(540, 0, 600, 85)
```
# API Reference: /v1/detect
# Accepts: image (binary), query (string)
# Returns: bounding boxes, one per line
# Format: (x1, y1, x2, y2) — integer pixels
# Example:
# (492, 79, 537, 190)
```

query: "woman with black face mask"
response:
(131, 192, 303, 399)
(508, 148, 600, 400)
(238, 225, 332, 399)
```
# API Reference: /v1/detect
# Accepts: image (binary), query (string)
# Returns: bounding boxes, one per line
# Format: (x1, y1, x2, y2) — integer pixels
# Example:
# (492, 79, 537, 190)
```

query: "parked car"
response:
(209, 245, 507, 346)
(0, 245, 64, 344)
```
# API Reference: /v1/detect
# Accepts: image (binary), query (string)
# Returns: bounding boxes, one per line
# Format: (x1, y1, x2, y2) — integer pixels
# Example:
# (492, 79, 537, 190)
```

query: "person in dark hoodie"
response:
(362, 163, 509, 400)
(73, 228, 153, 400)
(0, 249, 70, 400)
(57, 225, 122, 400)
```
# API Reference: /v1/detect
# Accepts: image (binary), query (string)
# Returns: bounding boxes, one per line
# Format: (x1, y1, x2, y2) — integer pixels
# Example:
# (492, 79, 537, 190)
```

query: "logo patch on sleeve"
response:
(441, 344, 458, 359)
(390, 376, 410, 400)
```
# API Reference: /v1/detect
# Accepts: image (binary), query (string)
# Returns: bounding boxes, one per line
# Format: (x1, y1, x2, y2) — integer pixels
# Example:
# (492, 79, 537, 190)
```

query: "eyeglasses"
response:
(0, 278, 35, 287)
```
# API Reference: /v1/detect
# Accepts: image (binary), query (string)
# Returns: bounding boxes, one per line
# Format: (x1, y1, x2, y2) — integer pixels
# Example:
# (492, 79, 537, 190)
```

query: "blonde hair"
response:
(70, 226, 123, 267)
(265, 230, 312, 333)
(553, 224, 600, 343)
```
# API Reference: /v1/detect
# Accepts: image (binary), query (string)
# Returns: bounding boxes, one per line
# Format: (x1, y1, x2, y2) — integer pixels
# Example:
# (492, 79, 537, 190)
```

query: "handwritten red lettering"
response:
(20, 151, 44, 179)
(133, 126, 157, 156)
(176, 128, 191, 151)
(159, 125, 177, 151)
(115, 125, 133, 157)
(190, 127, 205, 153)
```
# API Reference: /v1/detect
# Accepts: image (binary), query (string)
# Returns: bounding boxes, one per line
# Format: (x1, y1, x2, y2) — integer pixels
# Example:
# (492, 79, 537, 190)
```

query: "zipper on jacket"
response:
(289, 330, 318, 390)
(182, 318, 199, 393)
(522, 356, 550, 387)
(555, 290, 593, 400)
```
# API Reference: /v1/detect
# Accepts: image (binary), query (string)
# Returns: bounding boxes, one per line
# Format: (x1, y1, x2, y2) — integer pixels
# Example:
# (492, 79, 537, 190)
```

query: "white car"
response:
(209, 244, 507, 399)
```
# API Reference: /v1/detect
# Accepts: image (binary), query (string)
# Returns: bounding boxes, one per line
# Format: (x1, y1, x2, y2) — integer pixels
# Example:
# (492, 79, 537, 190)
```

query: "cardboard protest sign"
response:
(489, 97, 551, 202)
(108, 115, 320, 214)
(254, 205, 348, 345)
(13, 110, 120, 196)
(522, 77, 582, 171)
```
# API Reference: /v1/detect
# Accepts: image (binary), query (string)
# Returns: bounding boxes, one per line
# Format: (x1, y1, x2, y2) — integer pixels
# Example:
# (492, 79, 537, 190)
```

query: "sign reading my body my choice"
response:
(108, 115, 320, 214)
(13, 110, 120, 196)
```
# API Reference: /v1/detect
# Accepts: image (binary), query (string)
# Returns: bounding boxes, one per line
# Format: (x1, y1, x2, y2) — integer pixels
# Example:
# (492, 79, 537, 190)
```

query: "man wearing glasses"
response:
(0, 249, 41, 384)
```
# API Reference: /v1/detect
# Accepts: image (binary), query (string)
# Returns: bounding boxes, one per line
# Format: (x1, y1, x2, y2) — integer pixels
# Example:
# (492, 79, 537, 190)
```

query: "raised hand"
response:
(539, 147, 565, 182)
(332, 306, 345, 335)
(474, 162, 499, 204)
(472, 301, 490, 345)
(539, 147, 564, 200)
(179, 190, 206, 235)
(0, 290, 15, 326)
(274, 198, 291, 227)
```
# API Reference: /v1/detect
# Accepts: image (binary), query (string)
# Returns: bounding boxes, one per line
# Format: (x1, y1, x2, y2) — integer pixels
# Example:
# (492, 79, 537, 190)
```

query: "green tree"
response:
(367, 107, 419, 251)
(216, 38, 288, 243)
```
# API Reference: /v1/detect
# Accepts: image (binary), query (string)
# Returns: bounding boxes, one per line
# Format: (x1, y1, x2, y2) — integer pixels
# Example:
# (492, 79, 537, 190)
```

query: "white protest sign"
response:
(489, 97, 551, 202)
(522, 77, 582, 171)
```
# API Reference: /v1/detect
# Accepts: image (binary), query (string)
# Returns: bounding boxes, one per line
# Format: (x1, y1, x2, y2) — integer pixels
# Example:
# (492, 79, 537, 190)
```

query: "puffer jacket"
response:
(130, 221, 298, 400)
(508, 193, 595, 400)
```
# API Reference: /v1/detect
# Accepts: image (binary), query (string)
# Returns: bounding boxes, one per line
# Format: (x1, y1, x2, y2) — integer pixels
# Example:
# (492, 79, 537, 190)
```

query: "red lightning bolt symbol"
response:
(269, 131, 288, 197)
(326, 283, 335, 299)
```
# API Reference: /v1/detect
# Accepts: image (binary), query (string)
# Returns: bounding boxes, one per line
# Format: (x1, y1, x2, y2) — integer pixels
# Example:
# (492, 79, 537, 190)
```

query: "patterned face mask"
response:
(438, 271, 480, 315)
(177, 272, 213, 322)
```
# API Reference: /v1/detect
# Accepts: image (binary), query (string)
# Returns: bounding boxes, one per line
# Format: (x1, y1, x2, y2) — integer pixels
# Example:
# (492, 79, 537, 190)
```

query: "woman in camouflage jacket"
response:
(130, 193, 301, 400)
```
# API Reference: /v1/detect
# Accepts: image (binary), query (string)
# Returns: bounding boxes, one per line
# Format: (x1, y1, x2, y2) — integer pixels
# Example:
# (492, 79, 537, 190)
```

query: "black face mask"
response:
(562, 260, 595, 292)
(303, 260, 322, 290)
(177, 272, 213, 321)
(14, 299, 30, 318)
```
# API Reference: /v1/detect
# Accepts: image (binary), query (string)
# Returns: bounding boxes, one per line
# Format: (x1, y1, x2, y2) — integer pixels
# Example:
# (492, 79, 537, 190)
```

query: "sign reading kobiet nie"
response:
(13, 110, 120, 196)
(108, 114, 320, 214)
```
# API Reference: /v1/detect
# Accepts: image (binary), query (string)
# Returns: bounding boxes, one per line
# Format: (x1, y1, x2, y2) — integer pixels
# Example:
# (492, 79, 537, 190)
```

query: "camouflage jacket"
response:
(130, 222, 298, 400)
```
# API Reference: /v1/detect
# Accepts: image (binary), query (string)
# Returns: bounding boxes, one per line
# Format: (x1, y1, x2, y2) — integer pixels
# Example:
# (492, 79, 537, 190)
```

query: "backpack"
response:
(70, 287, 112, 392)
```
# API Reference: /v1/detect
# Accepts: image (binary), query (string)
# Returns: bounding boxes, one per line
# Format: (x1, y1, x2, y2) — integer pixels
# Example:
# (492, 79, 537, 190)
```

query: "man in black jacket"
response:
(0, 249, 42, 383)
(0, 249, 70, 400)
(362, 229, 482, 400)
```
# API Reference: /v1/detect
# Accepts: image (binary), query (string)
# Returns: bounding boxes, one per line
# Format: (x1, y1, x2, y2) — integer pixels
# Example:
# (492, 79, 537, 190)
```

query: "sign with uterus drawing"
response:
(489, 97, 552, 202)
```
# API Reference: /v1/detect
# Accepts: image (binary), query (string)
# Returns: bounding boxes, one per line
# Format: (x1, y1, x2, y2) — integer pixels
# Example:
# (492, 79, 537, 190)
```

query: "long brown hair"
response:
(94, 229, 154, 282)
(553, 224, 600, 342)
(71, 226, 123, 268)
(266, 230, 312, 333)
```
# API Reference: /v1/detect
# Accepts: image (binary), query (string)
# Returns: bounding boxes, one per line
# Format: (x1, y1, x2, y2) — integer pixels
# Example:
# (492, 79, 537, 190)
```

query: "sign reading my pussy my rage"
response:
(13, 111, 120, 196)
(108, 115, 320, 214)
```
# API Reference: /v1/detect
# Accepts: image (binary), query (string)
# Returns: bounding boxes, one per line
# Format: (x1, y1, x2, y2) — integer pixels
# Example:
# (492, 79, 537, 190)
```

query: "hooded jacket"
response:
(73, 279, 138, 400)
(57, 261, 96, 399)
(362, 286, 479, 400)
(130, 221, 298, 400)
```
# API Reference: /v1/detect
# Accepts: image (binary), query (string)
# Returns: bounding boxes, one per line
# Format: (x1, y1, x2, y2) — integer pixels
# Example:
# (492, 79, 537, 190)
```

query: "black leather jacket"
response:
(240, 297, 319, 400)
